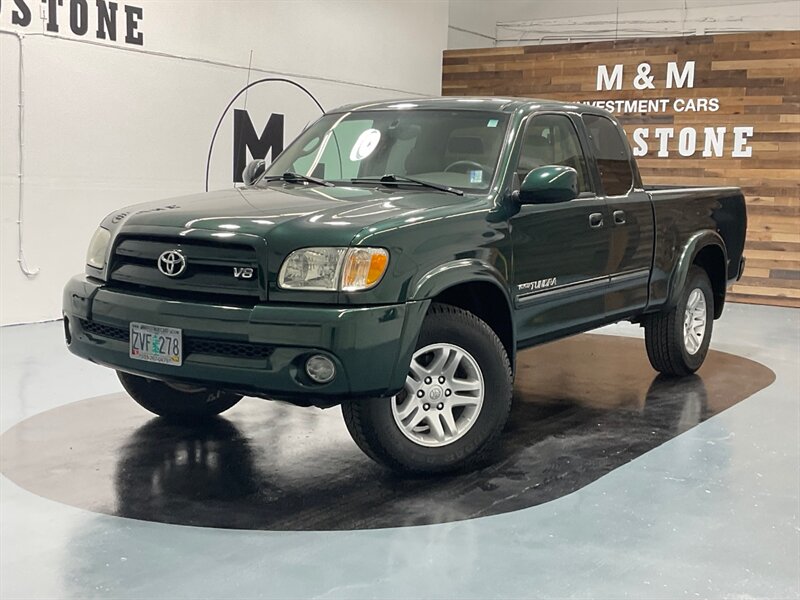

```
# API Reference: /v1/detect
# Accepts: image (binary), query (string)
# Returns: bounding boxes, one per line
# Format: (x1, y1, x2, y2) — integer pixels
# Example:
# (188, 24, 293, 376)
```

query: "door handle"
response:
(613, 210, 626, 225)
(589, 212, 604, 228)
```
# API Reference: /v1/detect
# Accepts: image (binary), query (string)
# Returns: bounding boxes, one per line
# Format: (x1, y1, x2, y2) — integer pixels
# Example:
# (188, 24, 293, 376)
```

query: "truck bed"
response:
(644, 184, 747, 309)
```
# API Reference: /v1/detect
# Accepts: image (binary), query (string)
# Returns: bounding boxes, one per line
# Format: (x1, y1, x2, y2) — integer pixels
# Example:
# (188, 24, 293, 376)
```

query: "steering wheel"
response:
(444, 160, 487, 173)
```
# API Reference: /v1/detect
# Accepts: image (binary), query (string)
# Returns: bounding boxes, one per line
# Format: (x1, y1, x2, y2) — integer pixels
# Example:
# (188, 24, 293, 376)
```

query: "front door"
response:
(511, 113, 611, 345)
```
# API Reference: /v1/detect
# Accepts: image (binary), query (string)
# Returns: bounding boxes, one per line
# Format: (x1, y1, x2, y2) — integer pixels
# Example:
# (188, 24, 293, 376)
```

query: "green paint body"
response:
(63, 98, 747, 405)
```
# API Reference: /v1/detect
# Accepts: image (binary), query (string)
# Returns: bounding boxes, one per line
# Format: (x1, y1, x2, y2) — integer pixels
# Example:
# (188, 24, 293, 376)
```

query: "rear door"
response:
(511, 113, 611, 345)
(582, 114, 654, 315)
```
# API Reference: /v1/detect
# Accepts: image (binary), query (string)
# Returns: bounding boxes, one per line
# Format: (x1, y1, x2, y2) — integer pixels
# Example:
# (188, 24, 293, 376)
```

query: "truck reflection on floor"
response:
(0, 334, 775, 531)
(102, 335, 773, 531)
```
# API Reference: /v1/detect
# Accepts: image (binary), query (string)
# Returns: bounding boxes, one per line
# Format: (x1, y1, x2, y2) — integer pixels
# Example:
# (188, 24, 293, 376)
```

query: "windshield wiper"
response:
(350, 174, 464, 196)
(261, 172, 334, 187)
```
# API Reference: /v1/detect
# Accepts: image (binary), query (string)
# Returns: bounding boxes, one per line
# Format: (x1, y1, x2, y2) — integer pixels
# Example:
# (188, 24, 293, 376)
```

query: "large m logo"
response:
(232, 109, 284, 182)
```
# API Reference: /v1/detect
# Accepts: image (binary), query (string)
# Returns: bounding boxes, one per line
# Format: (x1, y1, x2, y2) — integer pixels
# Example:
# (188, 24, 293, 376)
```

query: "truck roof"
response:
(330, 96, 609, 116)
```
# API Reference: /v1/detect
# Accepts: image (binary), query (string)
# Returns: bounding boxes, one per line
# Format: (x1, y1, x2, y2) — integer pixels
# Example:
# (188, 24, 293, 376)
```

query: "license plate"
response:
(129, 322, 183, 366)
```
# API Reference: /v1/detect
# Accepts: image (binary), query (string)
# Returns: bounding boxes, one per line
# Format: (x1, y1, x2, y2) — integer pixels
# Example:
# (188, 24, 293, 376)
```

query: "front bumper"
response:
(63, 275, 428, 405)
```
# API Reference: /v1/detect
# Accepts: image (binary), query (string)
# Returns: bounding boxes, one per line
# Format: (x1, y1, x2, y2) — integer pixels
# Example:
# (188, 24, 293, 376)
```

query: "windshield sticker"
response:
(487, 119, 499, 128)
(349, 128, 382, 161)
(468, 170, 483, 184)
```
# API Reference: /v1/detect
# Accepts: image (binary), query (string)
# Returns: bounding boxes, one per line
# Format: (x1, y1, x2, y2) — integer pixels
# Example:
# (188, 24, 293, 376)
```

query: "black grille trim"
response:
(107, 236, 264, 302)
(81, 320, 128, 342)
(186, 339, 273, 360)
(103, 281, 259, 308)
(79, 319, 274, 360)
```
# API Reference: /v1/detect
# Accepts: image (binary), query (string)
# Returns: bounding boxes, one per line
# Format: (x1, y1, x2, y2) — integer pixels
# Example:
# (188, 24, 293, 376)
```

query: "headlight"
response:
(341, 248, 389, 291)
(86, 227, 111, 269)
(278, 247, 346, 291)
(278, 247, 389, 292)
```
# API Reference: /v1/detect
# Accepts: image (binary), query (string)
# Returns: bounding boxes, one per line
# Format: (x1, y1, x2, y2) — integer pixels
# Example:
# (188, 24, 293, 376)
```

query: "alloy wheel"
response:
(683, 288, 707, 355)
(391, 343, 485, 448)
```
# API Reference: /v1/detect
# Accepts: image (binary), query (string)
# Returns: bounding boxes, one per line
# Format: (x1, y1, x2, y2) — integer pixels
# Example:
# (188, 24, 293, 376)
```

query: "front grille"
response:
(107, 236, 264, 302)
(79, 319, 273, 360)
(185, 339, 273, 360)
(82, 320, 129, 342)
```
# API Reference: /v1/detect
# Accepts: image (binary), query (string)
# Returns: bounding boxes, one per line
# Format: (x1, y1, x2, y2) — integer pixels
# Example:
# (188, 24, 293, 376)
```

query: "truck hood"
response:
(111, 184, 480, 247)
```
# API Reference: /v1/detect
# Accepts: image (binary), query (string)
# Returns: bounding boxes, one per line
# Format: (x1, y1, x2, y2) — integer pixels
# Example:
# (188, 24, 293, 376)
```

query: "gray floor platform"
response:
(1, 303, 798, 599)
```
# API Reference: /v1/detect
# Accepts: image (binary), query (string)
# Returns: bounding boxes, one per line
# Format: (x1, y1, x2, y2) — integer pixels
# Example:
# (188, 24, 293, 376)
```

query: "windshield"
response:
(263, 109, 510, 192)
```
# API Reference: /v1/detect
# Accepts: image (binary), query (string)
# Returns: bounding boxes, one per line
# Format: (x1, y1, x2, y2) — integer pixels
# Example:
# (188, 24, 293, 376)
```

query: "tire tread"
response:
(644, 266, 713, 377)
(343, 303, 512, 474)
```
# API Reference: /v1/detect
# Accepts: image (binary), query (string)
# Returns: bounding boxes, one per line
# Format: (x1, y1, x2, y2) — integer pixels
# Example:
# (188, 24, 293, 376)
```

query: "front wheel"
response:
(644, 265, 714, 377)
(117, 372, 242, 420)
(342, 303, 513, 474)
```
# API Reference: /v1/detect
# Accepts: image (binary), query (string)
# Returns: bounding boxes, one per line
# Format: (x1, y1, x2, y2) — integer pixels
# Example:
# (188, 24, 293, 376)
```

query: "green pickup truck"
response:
(64, 97, 747, 473)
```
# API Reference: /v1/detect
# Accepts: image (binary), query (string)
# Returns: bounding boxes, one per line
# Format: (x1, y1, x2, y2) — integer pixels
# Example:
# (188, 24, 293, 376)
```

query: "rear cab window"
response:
(582, 114, 634, 196)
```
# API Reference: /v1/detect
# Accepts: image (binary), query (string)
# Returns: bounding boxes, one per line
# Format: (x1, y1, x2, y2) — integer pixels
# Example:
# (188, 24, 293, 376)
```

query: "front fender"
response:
(411, 258, 512, 303)
(408, 258, 516, 367)
(666, 230, 727, 311)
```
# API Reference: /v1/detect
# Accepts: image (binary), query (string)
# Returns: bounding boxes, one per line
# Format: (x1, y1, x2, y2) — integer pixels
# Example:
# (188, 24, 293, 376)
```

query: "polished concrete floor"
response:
(0, 336, 776, 531)
(1, 303, 799, 598)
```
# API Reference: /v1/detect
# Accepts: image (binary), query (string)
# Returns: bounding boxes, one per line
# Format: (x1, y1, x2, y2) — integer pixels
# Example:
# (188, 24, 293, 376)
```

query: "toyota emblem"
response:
(157, 250, 187, 277)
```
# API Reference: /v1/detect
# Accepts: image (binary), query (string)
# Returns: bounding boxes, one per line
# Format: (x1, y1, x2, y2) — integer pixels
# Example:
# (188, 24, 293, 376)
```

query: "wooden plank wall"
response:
(443, 31, 800, 308)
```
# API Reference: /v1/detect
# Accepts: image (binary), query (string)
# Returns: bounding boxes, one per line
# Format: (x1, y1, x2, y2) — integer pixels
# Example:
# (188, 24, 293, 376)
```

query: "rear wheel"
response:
(644, 266, 714, 377)
(342, 303, 512, 474)
(117, 372, 242, 420)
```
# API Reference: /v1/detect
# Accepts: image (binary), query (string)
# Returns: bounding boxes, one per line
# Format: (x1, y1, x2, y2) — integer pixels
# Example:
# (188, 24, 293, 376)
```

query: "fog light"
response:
(305, 355, 335, 383)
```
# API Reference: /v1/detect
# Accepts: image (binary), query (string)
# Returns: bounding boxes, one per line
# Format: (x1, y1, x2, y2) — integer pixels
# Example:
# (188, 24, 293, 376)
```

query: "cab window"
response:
(582, 114, 634, 196)
(289, 119, 373, 180)
(516, 114, 590, 194)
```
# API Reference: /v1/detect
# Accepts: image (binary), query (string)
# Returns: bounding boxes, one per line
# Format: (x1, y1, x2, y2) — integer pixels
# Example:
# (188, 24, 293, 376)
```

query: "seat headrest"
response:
(523, 132, 550, 152)
(447, 136, 484, 155)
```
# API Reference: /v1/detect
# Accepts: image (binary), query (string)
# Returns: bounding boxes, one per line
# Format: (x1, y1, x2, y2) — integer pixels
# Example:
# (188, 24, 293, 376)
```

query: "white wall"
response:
(0, 0, 449, 325)
(448, 0, 800, 48)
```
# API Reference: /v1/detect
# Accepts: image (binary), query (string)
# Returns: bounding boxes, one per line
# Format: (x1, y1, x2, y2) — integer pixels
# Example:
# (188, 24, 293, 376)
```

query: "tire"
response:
(117, 371, 242, 420)
(644, 265, 714, 377)
(342, 303, 513, 474)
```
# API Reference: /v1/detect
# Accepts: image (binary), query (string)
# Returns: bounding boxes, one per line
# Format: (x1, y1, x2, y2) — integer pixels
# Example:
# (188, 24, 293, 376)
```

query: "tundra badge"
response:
(518, 277, 558, 293)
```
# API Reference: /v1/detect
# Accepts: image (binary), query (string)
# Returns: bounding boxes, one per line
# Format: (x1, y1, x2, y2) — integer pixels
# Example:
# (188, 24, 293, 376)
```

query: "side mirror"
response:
(516, 165, 578, 204)
(242, 159, 266, 186)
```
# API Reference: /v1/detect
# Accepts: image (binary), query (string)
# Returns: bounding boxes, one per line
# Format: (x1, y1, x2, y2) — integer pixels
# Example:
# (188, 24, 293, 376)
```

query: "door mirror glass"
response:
(242, 159, 266, 186)
(517, 165, 578, 204)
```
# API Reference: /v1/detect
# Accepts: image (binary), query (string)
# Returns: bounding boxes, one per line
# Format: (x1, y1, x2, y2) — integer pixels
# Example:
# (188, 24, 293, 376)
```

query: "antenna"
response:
(230, 49, 256, 188)
(243, 49, 254, 110)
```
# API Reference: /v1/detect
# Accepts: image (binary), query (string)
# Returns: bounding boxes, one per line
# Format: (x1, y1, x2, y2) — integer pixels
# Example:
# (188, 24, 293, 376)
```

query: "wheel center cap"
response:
(428, 386, 443, 401)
